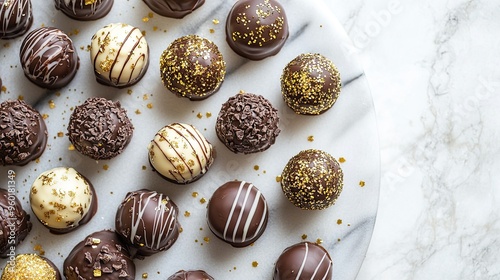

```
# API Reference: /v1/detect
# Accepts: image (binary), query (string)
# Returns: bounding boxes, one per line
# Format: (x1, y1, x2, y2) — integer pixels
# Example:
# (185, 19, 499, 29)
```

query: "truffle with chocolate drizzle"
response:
(0, 0, 33, 39)
(55, 0, 114, 21)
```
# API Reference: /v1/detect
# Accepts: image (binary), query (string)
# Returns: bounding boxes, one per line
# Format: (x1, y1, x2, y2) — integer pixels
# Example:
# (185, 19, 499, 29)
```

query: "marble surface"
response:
(324, 0, 500, 279)
(0, 0, 379, 279)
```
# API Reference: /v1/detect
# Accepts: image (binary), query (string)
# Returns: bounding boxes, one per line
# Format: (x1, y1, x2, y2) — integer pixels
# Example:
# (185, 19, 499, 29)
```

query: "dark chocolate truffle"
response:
(167, 270, 215, 280)
(274, 242, 332, 280)
(216, 92, 280, 154)
(0, 188, 32, 258)
(64, 230, 135, 280)
(226, 0, 289, 60)
(2, 254, 61, 280)
(281, 53, 341, 115)
(281, 149, 343, 210)
(68, 97, 134, 160)
(160, 35, 226, 101)
(207, 181, 268, 247)
(20, 27, 80, 90)
(0, 99, 48, 166)
(143, 0, 204, 18)
(0, 0, 33, 39)
(55, 0, 114, 21)
(30, 167, 98, 234)
(115, 189, 181, 259)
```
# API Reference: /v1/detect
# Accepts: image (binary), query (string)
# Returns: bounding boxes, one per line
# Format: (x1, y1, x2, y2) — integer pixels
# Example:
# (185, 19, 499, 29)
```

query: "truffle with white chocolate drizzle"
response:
(273, 242, 333, 280)
(0, 0, 33, 39)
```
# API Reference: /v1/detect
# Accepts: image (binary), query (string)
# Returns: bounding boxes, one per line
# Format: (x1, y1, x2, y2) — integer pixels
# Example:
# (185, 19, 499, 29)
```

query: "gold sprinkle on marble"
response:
(147, 103, 153, 109)
(301, 234, 308, 240)
(254, 165, 259, 171)
(184, 211, 191, 217)
(308, 135, 315, 142)
(339, 157, 346, 163)
(200, 197, 207, 204)
(48, 100, 55, 109)
(252, 261, 259, 267)
(192, 192, 198, 198)
(337, 219, 342, 225)
(213, 19, 220, 24)
(316, 238, 323, 245)
(68, 144, 75, 151)
(57, 132, 64, 137)
(142, 273, 149, 279)
(359, 180, 366, 187)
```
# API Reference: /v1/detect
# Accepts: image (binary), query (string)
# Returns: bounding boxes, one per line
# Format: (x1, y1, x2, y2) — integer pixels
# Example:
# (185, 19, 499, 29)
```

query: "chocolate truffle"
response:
(55, 0, 114, 21)
(281, 149, 343, 210)
(64, 230, 135, 279)
(226, 0, 289, 60)
(20, 27, 80, 90)
(115, 189, 180, 259)
(167, 270, 215, 280)
(2, 254, 61, 280)
(0, 99, 48, 166)
(30, 167, 97, 234)
(90, 23, 149, 88)
(215, 92, 280, 154)
(143, 0, 204, 18)
(0, 188, 32, 258)
(207, 181, 268, 247)
(281, 53, 341, 115)
(274, 242, 333, 280)
(67, 97, 134, 160)
(148, 123, 215, 184)
(0, 0, 33, 39)
(160, 35, 226, 100)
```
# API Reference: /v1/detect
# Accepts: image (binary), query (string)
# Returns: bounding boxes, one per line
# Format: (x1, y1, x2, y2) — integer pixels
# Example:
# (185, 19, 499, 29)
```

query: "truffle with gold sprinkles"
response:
(55, 0, 114, 21)
(167, 269, 215, 280)
(1, 254, 61, 280)
(63, 230, 135, 279)
(226, 0, 289, 60)
(281, 149, 343, 210)
(160, 35, 226, 100)
(29, 167, 98, 234)
(143, 0, 204, 19)
(90, 23, 149, 88)
(281, 53, 341, 115)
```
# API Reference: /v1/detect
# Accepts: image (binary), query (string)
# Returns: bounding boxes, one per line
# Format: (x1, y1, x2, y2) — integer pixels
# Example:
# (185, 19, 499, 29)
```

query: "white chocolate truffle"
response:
(90, 23, 149, 88)
(148, 123, 215, 184)
(30, 167, 97, 233)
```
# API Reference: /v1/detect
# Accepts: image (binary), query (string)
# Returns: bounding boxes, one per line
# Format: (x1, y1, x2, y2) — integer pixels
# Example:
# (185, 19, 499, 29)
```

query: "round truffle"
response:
(274, 242, 333, 280)
(67, 97, 134, 160)
(64, 230, 135, 280)
(0, 99, 48, 166)
(115, 189, 180, 259)
(30, 167, 97, 234)
(167, 270, 215, 280)
(207, 181, 268, 247)
(90, 23, 149, 88)
(55, 0, 113, 20)
(215, 92, 280, 154)
(281, 149, 343, 210)
(148, 123, 215, 184)
(0, 188, 32, 258)
(20, 27, 80, 90)
(281, 53, 341, 115)
(0, 0, 33, 39)
(2, 254, 61, 280)
(226, 0, 289, 60)
(143, 0, 204, 18)
(160, 35, 226, 100)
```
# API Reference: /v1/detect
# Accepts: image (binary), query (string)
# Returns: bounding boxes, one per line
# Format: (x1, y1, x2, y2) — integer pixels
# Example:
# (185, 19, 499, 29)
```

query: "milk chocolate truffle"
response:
(90, 23, 149, 88)
(2, 254, 61, 280)
(0, 0, 33, 39)
(0, 188, 32, 258)
(143, 0, 204, 18)
(64, 230, 135, 280)
(160, 35, 226, 100)
(0, 99, 48, 166)
(216, 92, 280, 154)
(167, 270, 214, 280)
(274, 242, 332, 280)
(207, 181, 268, 247)
(20, 27, 80, 90)
(55, 0, 114, 21)
(148, 123, 215, 184)
(115, 189, 180, 259)
(281, 53, 341, 115)
(30, 167, 97, 234)
(67, 97, 134, 160)
(281, 149, 343, 210)
(226, 0, 289, 60)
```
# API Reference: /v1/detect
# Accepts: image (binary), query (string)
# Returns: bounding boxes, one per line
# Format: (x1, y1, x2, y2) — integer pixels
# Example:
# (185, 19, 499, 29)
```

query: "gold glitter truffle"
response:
(281, 53, 341, 115)
(1, 254, 58, 280)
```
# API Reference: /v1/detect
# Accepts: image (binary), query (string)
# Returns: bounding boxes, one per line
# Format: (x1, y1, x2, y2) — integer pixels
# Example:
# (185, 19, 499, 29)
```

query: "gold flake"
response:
(301, 234, 308, 240)
(307, 135, 314, 142)
(199, 197, 207, 204)
(147, 103, 153, 109)
(192, 192, 198, 198)
(252, 261, 259, 267)
(93, 269, 102, 277)
(48, 100, 56, 109)
(339, 157, 346, 163)
(212, 19, 220, 24)
(57, 132, 64, 137)
(142, 273, 149, 279)
(184, 211, 191, 217)
(359, 181, 366, 187)
(337, 219, 342, 225)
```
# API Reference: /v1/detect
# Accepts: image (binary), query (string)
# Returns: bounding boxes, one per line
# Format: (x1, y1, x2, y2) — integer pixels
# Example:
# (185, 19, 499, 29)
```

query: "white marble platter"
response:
(0, 0, 379, 279)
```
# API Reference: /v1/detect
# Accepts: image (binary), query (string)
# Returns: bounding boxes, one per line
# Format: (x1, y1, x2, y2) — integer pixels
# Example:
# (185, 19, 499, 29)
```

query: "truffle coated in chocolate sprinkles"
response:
(67, 97, 134, 160)
(215, 92, 280, 154)
(0, 189, 32, 258)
